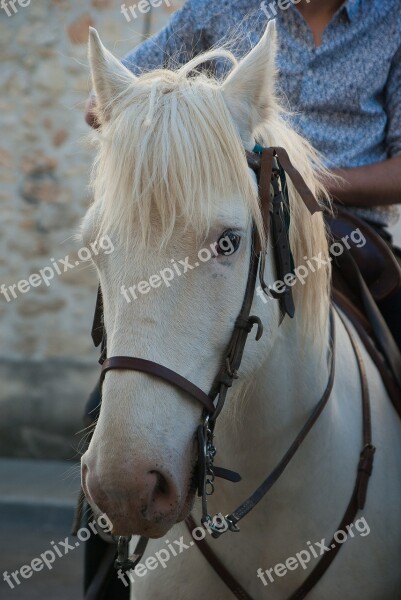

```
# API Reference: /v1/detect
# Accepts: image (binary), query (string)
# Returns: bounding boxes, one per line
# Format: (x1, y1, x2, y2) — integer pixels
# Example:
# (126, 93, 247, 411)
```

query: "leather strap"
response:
(245, 147, 321, 216)
(85, 545, 119, 600)
(333, 289, 401, 417)
(115, 535, 149, 573)
(185, 514, 254, 600)
(255, 147, 274, 254)
(274, 147, 321, 215)
(332, 250, 401, 389)
(101, 357, 216, 414)
(245, 150, 263, 174)
(213, 309, 336, 535)
(270, 173, 295, 318)
(327, 204, 401, 301)
(92, 286, 104, 348)
(288, 309, 374, 599)
(211, 230, 263, 401)
(248, 147, 295, 319)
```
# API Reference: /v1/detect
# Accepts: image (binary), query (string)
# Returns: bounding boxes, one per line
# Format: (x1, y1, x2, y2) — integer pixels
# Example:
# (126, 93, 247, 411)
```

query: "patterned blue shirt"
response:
(123, 0, 401, 225)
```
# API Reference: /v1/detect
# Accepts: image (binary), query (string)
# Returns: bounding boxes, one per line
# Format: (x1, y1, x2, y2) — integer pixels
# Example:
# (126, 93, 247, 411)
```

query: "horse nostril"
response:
(150, 470, 170, 496)
(79, 458, 182, 535)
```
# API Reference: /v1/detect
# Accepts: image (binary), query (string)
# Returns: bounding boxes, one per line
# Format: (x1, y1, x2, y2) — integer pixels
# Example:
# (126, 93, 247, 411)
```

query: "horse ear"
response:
(88, 27, 136, 121)
(222, 21, 277, 144)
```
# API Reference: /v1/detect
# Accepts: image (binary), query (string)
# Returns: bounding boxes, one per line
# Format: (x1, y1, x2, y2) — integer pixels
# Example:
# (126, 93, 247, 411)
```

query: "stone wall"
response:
(0, 0, 183, 459)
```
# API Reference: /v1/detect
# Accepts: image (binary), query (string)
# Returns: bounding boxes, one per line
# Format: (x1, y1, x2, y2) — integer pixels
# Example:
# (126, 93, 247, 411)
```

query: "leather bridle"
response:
(84, 147, 375, 600)
(96, 146, 321, 529)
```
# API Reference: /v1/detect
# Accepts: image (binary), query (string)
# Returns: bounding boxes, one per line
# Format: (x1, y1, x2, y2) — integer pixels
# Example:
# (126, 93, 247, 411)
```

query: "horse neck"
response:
(217, 311, 331, 480)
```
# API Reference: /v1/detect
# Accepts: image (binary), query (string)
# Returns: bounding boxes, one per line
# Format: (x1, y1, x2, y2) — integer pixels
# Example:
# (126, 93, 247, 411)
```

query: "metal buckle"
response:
(207, 513, 240, 539)
(114, 536, 133, 572)
(225, 515, 240, 533)
(198, 415, 218, 526)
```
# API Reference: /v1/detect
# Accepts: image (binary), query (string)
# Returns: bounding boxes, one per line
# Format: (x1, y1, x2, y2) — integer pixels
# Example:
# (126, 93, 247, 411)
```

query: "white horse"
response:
(81, 23, 401, 600)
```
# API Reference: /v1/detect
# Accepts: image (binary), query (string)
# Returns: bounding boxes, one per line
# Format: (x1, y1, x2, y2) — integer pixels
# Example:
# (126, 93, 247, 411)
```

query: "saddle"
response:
(326, 204, 401, 302)
(326, 204, 401, 412)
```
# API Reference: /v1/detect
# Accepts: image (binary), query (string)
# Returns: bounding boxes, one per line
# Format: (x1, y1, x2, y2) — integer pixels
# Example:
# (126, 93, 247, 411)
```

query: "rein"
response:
(80, 147, 375, 600)
(210, 308, 336, 537)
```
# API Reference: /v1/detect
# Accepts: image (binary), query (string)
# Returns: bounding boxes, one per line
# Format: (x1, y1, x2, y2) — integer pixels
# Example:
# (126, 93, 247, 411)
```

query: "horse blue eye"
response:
(216, 231, 241, 256)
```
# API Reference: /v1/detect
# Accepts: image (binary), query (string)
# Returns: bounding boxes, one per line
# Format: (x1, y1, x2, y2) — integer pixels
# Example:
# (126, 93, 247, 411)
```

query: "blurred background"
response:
(0, 1, 183, 598)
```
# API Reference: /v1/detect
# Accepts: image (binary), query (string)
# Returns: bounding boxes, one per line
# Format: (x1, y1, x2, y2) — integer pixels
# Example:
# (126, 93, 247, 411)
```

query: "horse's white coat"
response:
(81, 25, 401, 599)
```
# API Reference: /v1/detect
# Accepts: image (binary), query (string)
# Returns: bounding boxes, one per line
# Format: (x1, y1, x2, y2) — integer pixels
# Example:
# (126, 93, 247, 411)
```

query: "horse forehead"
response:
(213, 190, 251, 223)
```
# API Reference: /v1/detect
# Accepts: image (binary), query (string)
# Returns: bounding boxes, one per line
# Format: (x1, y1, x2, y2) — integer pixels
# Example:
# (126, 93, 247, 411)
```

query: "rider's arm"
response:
(328, 157, 401, 208)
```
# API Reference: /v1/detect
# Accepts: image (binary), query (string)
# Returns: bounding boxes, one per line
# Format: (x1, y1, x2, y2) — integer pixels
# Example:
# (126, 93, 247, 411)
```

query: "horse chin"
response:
(98, 511, 177, 539)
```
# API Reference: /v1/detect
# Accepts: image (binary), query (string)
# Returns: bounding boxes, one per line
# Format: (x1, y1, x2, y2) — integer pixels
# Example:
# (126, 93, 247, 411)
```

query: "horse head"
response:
(81, 23, 329, 539)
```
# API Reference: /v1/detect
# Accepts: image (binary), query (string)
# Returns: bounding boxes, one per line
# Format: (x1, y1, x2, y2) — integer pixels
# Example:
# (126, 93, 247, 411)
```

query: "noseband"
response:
(86, 146, 374, 600)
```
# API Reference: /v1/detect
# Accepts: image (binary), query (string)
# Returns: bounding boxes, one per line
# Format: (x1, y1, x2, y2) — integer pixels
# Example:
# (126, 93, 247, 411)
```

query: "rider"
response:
(86, 0, 401, 350)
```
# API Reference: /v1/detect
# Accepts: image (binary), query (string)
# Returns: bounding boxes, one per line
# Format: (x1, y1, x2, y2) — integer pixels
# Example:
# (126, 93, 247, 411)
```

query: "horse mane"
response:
(89, 47, 331, 337)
